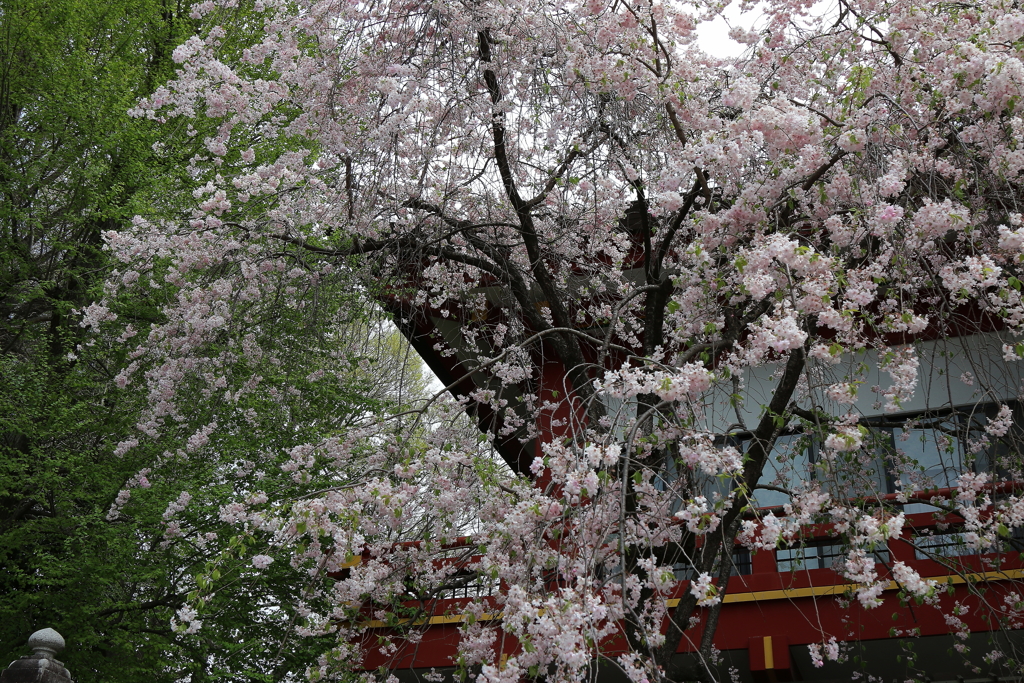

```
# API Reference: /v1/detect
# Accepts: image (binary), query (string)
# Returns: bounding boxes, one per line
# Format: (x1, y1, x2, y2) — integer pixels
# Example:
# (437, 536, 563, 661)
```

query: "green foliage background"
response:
(1, 1, 193, 676)
(0, 2, 433, 681)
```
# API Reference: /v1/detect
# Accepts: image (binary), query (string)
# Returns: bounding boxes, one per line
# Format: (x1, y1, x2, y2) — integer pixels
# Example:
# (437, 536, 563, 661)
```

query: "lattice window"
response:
(776, 541, 888, 572)
(435, 574, 498, 599)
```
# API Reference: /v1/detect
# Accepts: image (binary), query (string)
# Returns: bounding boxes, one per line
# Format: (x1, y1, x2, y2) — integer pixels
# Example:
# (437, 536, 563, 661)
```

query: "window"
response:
(776, 540, 888, 572)
(752, 433, 817, 509)
(893, 421, 964, 490)
(776, 541, 845, 571)
(888, 406, 1007, 513)
(599, 394, 637, 442)
(673, 548, 752, 580)
(973, 402, 1024, 479)
(913, 532, 979, 561)
(732, 547, 753, 576)
(912, 525, 1024, 560)
(745, 428, 898, 509)
(747, 402, 1020, 512)
(435, 573, 498, 599)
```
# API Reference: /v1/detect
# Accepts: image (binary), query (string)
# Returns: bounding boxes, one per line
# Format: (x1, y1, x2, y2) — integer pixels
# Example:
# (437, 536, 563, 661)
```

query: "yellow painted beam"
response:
(363, 568, 1024, 629)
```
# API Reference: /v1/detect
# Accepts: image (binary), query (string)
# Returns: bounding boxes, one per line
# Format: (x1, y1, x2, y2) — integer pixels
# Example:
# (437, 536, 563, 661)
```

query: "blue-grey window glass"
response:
(751, 433, 816, 509)
(913, 532, 979, 560)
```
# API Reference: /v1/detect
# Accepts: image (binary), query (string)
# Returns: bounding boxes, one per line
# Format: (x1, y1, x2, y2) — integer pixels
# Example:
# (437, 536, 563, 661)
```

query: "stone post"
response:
(0, 629, 74, 683)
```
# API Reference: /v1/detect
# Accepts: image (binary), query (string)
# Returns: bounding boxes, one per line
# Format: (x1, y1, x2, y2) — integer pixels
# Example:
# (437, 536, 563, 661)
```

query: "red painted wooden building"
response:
(355, 261, 1024, 682)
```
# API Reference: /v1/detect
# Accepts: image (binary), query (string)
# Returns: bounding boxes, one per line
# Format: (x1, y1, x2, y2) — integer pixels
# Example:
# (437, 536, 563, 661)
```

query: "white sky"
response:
(694, 1, 837, 58)
(693, 2, 767, 59)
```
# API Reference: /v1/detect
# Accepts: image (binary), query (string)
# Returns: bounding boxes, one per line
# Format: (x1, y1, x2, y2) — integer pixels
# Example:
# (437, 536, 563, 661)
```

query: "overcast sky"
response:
(694, 2, 766, 58)
(696, 1, 838, 58)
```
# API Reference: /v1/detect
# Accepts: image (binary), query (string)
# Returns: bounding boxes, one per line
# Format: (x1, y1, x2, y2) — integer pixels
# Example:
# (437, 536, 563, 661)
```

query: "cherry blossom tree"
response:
(98, 0, 1024, 681)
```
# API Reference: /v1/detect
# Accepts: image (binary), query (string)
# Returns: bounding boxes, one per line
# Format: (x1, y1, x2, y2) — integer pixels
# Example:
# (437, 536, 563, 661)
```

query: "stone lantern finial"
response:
(0, 628, 73, 683)
(27, 630, 64, 659)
